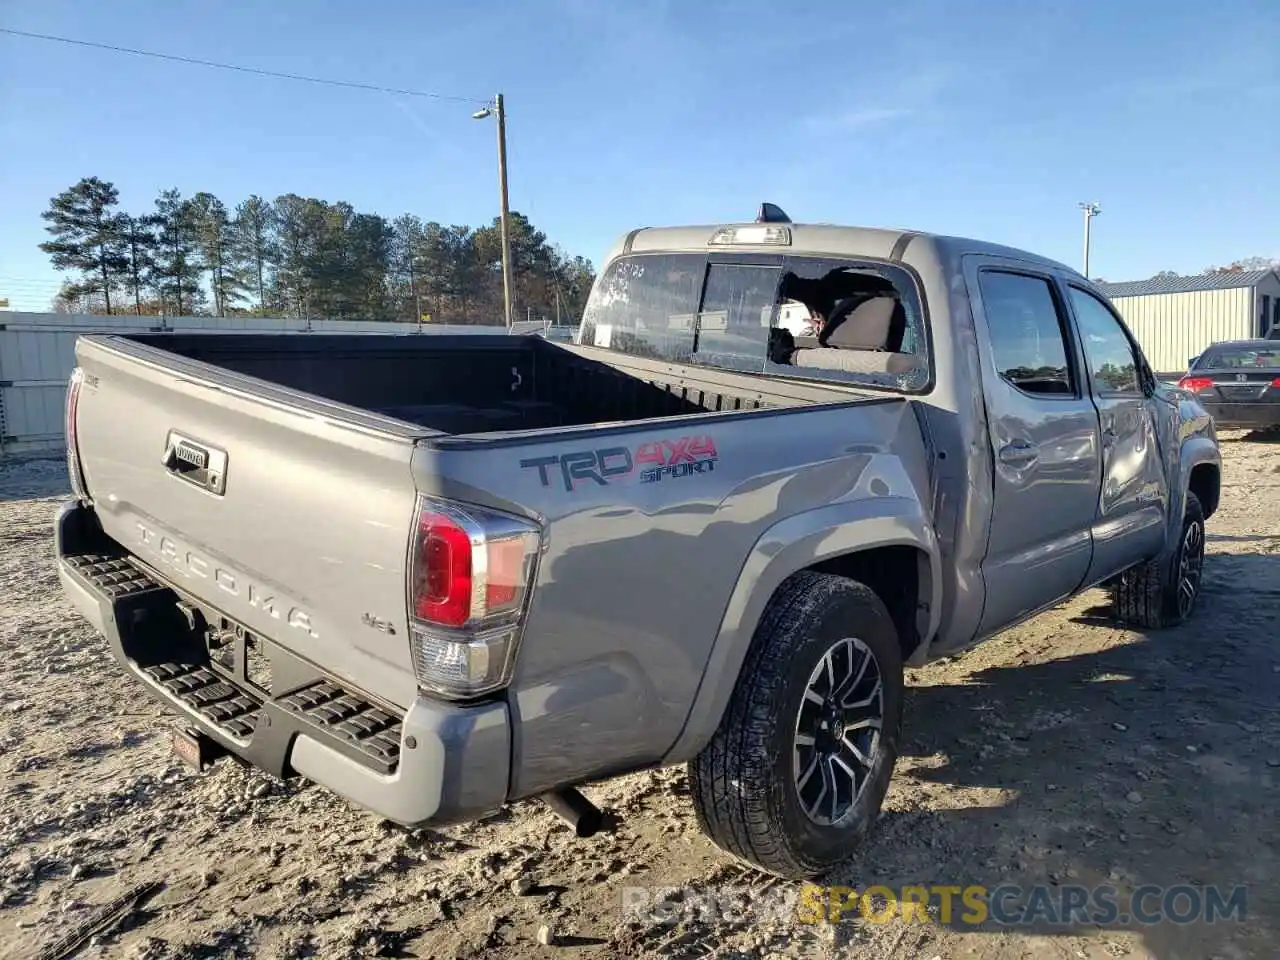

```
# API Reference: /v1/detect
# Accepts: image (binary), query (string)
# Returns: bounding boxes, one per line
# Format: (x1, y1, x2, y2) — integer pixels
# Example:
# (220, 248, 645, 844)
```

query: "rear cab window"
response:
(578, 251, 931, 392)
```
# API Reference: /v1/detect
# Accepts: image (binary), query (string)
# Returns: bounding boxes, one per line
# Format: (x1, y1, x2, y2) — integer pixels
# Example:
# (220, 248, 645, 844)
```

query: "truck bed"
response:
(65, 328, 895, 730)
(125, 333, 849, 437)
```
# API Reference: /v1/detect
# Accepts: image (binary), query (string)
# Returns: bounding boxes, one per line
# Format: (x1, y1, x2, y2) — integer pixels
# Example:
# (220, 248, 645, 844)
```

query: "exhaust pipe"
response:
(540, 787, 605, 838)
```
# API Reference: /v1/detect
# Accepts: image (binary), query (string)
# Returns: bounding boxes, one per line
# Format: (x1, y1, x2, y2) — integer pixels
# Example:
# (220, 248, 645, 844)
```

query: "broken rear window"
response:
(577, 253, 930, 392)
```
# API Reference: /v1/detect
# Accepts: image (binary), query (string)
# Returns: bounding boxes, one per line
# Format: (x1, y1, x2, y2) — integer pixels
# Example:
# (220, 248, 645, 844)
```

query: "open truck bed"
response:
(123, 332, 856, 438)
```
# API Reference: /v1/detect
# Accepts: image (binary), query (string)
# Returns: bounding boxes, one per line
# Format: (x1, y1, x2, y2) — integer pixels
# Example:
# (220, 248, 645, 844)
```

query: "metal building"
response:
(0, 313, 547, 457)
(1096, 270, 1280, 376)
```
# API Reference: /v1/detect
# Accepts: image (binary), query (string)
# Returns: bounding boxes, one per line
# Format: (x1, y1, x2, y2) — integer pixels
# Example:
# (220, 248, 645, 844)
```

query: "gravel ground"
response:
(2, 437, 1278, 960)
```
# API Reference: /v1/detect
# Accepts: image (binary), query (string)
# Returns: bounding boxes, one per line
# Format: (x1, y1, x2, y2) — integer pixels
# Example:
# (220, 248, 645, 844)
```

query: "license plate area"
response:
(1219, 385, 1263, 400)
(171, 726, 227, 771)
(203, 615, 273, 695)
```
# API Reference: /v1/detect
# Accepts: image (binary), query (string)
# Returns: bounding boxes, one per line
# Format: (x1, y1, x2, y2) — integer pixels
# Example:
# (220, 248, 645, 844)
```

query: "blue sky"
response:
(2, 0, 1278, 311)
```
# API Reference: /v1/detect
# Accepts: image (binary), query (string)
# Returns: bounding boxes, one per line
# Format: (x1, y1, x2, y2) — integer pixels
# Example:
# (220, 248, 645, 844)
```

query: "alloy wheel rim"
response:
(792, 637, 884, 826)
(1177, 519, 1204, 618)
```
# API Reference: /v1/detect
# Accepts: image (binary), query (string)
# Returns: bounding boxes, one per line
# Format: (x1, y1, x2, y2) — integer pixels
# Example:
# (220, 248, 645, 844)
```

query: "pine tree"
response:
(345, 213, 394, 320)
(233, 196, 277, 314)
(272, 194, 315, 318)
(190, 193, 245, 315)
(391, 214, 426, 320)
(39, 178, 595, 324)
(119, 215, 162, 315)
(151, 189, 206, 316)
(39, 177, 130, 314)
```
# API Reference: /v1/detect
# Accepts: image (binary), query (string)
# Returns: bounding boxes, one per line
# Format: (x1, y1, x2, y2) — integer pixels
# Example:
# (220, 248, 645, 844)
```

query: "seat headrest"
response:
(821, 296, 898, 350)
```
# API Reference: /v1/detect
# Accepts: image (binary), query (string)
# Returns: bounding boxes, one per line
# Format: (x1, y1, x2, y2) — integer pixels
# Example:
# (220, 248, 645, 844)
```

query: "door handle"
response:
(998, 440, 1039, 467)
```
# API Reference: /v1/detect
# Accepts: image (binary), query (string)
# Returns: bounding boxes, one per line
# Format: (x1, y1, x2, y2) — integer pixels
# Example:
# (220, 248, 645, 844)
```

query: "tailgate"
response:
(72, 336, 422, 708)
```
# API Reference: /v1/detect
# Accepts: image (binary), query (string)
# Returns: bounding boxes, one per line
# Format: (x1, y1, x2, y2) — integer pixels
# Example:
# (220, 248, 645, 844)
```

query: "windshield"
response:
(578, 253, 930, 391)
(1197, 345, 1280, 369)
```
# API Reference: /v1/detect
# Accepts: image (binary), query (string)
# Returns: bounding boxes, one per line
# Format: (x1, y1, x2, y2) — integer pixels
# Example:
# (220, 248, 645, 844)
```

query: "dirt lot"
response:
(2, 437, 1278, 960)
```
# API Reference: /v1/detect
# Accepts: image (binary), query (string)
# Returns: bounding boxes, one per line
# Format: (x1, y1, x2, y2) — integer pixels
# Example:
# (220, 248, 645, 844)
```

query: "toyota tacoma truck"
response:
(55, 207, 1222, 880)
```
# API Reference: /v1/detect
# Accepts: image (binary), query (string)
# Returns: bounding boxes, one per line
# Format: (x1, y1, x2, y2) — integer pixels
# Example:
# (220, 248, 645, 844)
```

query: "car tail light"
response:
(407, 496, 541, 699)
(1271, 378, 1280, 388)
(1177, 376, 1214, 393)
(65, 367, 90, 501)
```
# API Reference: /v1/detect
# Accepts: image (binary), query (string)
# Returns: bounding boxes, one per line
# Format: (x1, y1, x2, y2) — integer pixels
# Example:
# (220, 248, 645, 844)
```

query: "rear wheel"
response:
(1110, 491, 1206, 629)
(688, 572, 904, 879)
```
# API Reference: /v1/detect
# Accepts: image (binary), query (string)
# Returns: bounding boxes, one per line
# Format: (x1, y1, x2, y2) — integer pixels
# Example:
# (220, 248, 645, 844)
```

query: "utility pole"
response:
(1079, 201, 1101, 278)
(473, 94, 514, 328)
(407, 250, 422, 325)
(496, 94, 513, 330)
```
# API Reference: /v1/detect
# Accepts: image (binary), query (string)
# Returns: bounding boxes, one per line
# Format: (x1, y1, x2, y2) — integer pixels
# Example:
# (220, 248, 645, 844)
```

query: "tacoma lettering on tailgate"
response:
(133, 521, 318, 637)
(520, 435, 719, 492)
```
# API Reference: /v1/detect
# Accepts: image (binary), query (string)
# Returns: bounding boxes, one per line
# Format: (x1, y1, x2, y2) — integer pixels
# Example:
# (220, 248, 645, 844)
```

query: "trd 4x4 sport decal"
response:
(520, 435, 719, 493)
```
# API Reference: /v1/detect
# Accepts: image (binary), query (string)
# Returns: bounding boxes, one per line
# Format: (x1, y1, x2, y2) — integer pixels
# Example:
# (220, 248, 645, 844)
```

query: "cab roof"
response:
(604, 221, 1079, 281)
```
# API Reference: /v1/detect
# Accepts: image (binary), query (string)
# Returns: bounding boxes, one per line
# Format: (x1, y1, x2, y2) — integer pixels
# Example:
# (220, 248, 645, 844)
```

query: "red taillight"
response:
(407, 496, 541, 699)
(1271, 378, 1280, 388)
(65, 367, 89, 501)
(1177, 376, 1214, 393)
(413, 511, 474, 627)
(485, 537, 525, 609)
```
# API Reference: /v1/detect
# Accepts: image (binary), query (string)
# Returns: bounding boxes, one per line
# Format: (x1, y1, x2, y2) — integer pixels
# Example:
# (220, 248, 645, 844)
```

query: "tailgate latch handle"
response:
(161, 432, 228, 496)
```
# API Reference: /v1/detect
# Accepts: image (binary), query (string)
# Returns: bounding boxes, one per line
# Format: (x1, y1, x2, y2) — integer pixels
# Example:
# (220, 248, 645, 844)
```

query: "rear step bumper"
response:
(54, 500, 510, 828)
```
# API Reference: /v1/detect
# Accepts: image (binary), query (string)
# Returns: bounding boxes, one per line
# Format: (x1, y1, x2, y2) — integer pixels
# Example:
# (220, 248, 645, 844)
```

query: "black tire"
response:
(1110, 491, 1206, 629)
(688, 571, 904, 880)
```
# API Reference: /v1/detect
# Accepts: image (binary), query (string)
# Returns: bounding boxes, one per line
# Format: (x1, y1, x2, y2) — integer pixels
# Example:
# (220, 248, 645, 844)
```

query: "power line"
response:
(0, 27, 491, 105)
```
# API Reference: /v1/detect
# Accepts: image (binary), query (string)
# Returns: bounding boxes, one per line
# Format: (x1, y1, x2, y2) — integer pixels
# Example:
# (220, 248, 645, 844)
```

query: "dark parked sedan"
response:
(1179, 340, 1280, 430)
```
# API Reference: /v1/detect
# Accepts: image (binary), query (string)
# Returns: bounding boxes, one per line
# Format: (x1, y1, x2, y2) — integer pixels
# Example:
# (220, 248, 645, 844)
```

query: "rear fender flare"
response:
(1165, 434, 1220, 554)
(661, 496, 941, 764)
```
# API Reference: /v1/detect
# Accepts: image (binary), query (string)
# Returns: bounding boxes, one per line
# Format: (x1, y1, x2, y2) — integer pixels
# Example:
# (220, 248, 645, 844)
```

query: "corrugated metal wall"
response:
(1107, 287, 1254, 374)
(0, 313, 549, 456)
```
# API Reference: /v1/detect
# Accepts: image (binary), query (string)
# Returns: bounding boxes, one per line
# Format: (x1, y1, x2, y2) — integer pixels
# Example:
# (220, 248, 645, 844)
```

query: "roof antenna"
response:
(756, 202, 791, 224)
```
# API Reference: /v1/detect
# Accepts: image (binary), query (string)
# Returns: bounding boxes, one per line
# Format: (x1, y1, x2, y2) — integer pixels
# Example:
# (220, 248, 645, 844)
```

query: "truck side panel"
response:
(412, 396, 935, 799)
(662, 489, 941, 765)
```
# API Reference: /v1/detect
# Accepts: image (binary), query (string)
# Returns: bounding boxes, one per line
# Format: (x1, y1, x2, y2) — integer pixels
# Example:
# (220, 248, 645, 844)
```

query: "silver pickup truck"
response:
(55, 208, 1221, 880)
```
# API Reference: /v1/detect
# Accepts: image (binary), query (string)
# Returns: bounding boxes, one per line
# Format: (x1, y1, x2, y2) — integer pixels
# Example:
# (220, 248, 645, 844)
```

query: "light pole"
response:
(473, 94, 514, 329)
(1079, 201, 1101, 278)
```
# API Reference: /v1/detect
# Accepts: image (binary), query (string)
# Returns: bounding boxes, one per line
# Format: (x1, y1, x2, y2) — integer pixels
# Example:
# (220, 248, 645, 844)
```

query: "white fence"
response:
(0, 312, 553, 457)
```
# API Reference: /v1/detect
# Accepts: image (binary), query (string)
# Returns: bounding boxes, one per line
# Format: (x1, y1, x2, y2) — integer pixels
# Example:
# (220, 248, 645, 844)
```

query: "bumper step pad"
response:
(63, 553, 162, 600)
(67, 550, 403, 773)
(279, 681, 403, 768)
(143, 662, 261, 740)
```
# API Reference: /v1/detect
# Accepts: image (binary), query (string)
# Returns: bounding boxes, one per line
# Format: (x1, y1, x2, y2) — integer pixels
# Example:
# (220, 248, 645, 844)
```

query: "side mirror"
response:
(1187, 355, 1200, 369)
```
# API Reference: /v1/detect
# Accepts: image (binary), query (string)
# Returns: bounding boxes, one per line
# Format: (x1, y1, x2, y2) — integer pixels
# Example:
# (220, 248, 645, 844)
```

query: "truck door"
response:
(1062, 283, 1169, 582)
(966, 261, 1103, 637)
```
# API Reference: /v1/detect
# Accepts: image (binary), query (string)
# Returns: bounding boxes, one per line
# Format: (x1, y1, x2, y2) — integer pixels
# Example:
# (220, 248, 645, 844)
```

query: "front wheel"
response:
(1110, 491, 1206, 629)
(688, 572, 904, 880)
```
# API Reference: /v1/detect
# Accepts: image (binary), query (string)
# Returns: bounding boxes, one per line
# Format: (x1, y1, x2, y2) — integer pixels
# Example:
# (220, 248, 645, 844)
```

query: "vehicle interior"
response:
(767, 267, 918, 375)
